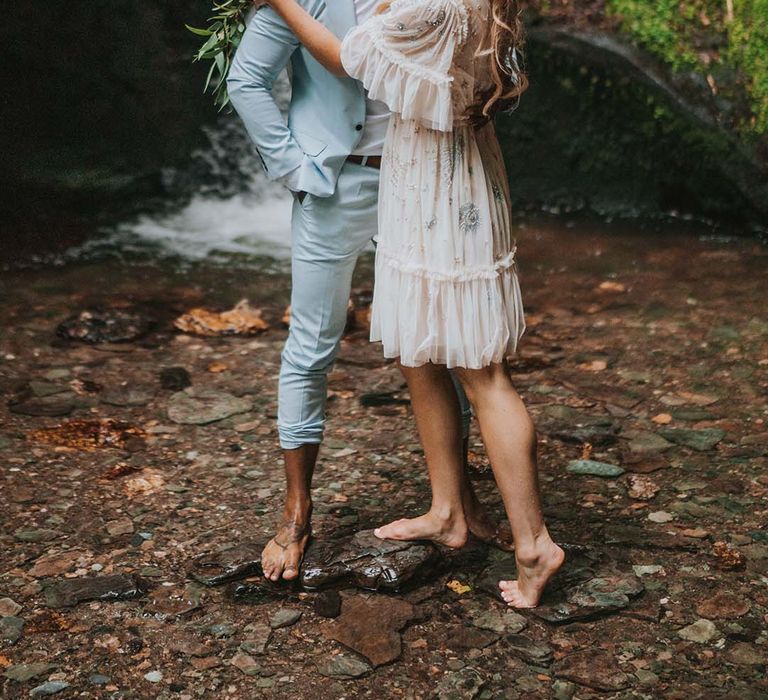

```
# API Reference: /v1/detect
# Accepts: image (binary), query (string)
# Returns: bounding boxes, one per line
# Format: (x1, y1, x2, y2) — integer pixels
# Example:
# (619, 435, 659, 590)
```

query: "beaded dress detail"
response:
(341, 0, 526, 368)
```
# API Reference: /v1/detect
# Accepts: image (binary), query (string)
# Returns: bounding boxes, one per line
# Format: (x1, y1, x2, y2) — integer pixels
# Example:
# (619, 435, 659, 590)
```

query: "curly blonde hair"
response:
(480, 0, 528, 116)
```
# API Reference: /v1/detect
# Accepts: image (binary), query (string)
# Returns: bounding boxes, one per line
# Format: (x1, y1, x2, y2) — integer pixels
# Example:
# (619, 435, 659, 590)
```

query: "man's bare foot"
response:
(499, 537, 565, 608)
(262, 517, 312, 582)
(374, 509, 469, 548)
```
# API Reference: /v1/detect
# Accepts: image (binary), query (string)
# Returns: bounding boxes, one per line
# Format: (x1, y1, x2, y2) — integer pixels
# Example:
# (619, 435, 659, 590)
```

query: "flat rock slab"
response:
(43, 574, 148, 608)
(434, 668, 485, 700)
(658, 427, 726, 451)
(301, 530, 441, 592)
(188, 543, 264, 586)
(167, 388, 252, 425)
(56, 308, 153, 343)
(0, 616, 25, 643)
(505, 634, 555, 665)
(604, 524, 701, 551)
(323, 595, 414, 667)
(4, 662, 57, 683)
(553, 650, 632, 691)
(442, 624, 501, 650)
(101, 385, 155, 407)
(478, 547, 644, 624)
(566, 459, 625, 477)
(316, 654, 372, 679)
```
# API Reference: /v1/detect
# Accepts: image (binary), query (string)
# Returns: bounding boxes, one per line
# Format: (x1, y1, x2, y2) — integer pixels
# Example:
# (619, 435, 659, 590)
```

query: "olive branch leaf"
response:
(186, 0, 254, 111)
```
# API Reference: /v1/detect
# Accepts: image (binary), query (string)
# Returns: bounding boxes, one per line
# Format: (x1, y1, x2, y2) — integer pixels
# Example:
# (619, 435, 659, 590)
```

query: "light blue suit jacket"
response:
(227, 1, 366, 198)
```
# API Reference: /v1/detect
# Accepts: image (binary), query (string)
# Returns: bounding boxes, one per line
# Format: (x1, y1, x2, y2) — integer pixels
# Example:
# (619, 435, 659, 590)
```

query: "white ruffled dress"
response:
(341, 0, 526, 369)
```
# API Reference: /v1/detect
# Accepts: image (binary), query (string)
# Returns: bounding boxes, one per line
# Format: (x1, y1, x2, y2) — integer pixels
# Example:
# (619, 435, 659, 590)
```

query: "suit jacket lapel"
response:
(325, 0, 357, 38)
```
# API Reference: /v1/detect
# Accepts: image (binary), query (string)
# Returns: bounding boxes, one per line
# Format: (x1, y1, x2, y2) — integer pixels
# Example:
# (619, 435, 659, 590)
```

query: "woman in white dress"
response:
(265, 0, 564, 607)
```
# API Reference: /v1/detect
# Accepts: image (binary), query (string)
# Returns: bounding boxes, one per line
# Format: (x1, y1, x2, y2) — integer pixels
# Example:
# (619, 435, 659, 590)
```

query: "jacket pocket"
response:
(292, 129, 328, 157)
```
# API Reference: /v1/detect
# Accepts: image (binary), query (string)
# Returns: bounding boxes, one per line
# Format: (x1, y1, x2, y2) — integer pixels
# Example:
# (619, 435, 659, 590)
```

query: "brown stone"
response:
(553, 650, 632, 692)
(323, 595, 414, 667)
(695, 592, 750, 619)
(28, 551, 82, 578)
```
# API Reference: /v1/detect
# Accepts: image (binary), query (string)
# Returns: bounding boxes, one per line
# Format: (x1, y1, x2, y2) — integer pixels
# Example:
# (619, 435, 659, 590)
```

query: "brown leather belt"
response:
(347, 154, 382, 169)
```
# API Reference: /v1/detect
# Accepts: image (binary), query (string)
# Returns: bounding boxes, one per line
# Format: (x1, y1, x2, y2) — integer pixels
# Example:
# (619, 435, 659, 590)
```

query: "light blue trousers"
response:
(277, 161, 472, 449)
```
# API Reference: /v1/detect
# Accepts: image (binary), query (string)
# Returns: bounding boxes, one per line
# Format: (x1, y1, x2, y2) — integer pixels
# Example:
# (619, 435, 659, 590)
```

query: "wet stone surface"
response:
(1, 223, 767, 698)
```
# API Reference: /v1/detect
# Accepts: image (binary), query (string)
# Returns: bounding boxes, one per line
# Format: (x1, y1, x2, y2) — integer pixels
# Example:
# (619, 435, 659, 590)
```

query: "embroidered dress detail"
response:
(340, 0, 526, 369)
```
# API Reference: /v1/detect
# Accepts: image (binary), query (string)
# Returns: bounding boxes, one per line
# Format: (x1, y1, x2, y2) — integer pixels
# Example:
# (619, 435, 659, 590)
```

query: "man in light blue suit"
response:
(228, 0, 488, 582)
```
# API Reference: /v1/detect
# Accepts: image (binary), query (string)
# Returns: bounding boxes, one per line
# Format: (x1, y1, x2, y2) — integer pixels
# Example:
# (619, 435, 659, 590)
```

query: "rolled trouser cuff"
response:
(278, 423, 324, 451)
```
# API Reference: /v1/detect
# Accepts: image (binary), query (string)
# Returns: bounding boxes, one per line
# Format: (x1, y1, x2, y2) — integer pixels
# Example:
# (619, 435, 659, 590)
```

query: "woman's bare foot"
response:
(262, 516, 312, 582)
(499, 537, 565, 608)
(374, 509, 469, 548)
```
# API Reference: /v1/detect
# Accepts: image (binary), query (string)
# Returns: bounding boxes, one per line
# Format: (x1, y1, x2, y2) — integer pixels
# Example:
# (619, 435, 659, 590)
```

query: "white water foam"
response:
(117, 189, 293, 261)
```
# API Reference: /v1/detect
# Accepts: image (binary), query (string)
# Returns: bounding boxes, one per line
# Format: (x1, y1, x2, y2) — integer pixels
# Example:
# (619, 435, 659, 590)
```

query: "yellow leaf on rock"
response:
(446, 580, 471, 594)
(651, 413, 673, 424)
(207, 362, 229, 373)
(174, 298, 269, 337)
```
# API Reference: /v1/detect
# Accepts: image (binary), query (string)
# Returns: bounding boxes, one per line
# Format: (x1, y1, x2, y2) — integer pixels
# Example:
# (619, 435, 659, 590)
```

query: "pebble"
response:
(632, 565, 664, 576)
(4, 663, 57, 682)
(270, 609, 303, 629)
(678, 618, 718, 643)
(647, 511, 674, 523)
(167, 388, 252, 425)
(0, 616, 25, 643)
(0, 597, 22, 616)
(144, 670, 163, 683)
(230, 651, 261, 676)
(316, 654, 371, 679)
(30, 681, 71, 696)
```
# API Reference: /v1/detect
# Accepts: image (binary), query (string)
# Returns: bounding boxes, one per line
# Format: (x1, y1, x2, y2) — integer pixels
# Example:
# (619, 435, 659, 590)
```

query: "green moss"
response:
(728, 0, 768, 133)
(606, 0, 768, 135)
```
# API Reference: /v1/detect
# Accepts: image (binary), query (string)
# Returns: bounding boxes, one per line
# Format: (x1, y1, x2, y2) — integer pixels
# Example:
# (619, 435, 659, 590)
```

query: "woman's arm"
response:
(267, 0, 346, 76)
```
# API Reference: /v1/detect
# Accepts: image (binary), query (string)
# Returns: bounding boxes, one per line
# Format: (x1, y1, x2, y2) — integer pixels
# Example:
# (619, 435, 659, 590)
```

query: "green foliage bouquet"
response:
(186, 0, 257, 110)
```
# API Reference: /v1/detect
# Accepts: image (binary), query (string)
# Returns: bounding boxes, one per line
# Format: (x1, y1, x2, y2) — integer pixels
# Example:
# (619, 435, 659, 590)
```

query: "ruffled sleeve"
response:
(340, 0, 469, 131)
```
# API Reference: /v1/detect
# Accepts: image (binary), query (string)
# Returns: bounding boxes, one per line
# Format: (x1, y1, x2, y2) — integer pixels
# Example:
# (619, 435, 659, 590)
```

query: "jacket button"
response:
(355, 123, 363, 131)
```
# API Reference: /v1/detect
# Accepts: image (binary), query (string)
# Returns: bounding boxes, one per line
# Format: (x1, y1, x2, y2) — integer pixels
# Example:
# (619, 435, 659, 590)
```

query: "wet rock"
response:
(301, 530, 440, 592)
(727, 642, 765, 665)
(9, 394, 75, 416)
(159, 366, 192, 391)
(505, 634, 554, 665)
(0, 616, 25, 643)
(228, 581, 286, 605)
(106, 517, 134, 537)
(566, 459, 624, 477)
(623, 430, 673, 454)
(14, 529, 61, 543)
(0, 598, 22, 616)
(43, 574, 147, 608)
(678, 618, 718, 643)
(470, 608, 527, 635)
(145, 584, 204, 618)
(29, 419, 146, 450)
(659, 428, 726, 451)
(57, 308, 153, 343)
(314, 590, 342, 618)
(695, 592, 750, 619)
(167, 387, 252, 425)
(553, 650, 631, 692)
(30, 681, 70, 696)
(230, 651, 261, 676)
(188, 543, 263, 586)
(4, 662, 57, 682)
(28, 551, 81, 578)
(323, 596, 413, 667)
(270, 609, 302, 629)
(101, 385, 154, 407)
(316, 654, 372, 679)
(534, 573, 644, 624)
(604, 524, 699, 551)
(443, 624, 501, 650)
(434, 668, 484, 700)
(240, 623, 272, 655)
(647, 510, 674, 523)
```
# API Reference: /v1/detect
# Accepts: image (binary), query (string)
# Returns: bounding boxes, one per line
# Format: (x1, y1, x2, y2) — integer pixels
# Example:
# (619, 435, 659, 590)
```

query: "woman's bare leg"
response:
(374, 362, 480, 547)
(454, 362, 564, 607)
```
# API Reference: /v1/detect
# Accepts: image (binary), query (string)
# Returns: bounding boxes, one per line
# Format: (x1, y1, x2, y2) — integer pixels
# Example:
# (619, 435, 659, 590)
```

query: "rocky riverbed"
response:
(1, 218, 767, 699)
